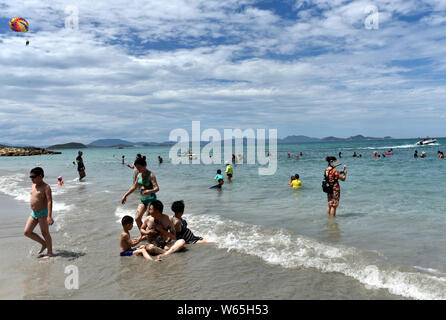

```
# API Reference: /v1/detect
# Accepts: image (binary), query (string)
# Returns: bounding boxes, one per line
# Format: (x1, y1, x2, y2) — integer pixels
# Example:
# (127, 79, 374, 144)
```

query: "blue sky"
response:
(1, 0, 446, 145)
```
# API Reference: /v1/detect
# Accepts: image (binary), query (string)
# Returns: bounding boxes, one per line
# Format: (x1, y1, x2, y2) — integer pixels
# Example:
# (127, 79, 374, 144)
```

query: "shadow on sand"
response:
(38, 250, 86, 261)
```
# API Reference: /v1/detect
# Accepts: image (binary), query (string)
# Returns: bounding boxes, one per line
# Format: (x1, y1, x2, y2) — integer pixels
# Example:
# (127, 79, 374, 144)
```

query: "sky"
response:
(1, 0, 446, 145)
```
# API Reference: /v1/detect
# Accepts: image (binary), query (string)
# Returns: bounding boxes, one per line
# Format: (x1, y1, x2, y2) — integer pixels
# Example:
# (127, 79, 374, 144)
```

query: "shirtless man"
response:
(140, 200, 185, 256)
(24, 167, 54, 259)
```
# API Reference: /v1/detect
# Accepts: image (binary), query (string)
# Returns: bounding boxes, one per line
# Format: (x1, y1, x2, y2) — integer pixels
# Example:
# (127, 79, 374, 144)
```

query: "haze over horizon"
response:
(1, 0, 446, 145)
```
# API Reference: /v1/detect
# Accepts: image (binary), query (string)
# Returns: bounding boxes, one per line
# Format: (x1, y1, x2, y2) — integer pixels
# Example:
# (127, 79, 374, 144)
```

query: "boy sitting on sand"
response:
(24, 167, 54, 259)
(170, 200, 207, 244)
(120, 215, 160, 261)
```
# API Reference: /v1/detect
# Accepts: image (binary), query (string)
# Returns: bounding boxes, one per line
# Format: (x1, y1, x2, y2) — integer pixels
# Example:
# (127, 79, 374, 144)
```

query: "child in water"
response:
(291, 174, 302, 189)
(225, 162, 233, 180)
(57, 176, 64, 186)
(215, 169, 223, 181)
(170, 200, 207, 244)
(210, 179, 224, 189)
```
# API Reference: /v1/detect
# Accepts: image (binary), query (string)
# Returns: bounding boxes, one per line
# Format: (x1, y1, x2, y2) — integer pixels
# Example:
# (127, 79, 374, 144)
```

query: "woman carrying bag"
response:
(323, 156, 347, 217)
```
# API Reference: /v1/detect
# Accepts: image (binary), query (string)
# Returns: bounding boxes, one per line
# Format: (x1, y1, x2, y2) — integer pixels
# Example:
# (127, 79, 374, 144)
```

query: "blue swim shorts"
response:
(120, 250, 134, 257)
(30, 207, 48, 220)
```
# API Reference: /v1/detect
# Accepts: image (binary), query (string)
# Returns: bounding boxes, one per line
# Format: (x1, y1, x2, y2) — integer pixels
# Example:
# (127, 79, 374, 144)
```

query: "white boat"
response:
(416, 138, 437, 145)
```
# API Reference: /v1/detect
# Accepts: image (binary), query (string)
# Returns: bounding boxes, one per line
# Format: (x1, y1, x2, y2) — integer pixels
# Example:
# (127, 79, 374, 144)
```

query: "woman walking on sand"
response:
(323, 156, 347, 217)
(121, 157, 159, 231)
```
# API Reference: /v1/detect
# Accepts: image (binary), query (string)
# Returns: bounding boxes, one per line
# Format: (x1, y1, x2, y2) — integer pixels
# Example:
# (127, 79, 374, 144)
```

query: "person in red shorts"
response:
(324, 156, 347, 217)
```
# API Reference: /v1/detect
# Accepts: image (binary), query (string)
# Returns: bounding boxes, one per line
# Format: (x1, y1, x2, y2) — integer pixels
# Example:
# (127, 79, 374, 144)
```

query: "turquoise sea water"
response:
(0, 138, 445, 299)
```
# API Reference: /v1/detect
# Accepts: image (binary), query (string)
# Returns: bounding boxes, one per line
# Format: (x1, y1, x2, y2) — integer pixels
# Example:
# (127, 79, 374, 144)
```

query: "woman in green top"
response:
(121, 157, 159, 231)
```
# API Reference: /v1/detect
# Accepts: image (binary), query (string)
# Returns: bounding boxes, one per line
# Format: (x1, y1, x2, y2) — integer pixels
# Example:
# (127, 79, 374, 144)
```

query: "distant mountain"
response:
(345, 135, 393, 141)
(279, 135, 394, 143)
(279, 135, 320, 143)
(88, 139, 135, 147)
(134, 141, 176, 146)
(87, 139, 177, 147)
(48, 142, 87, 149)
(321, 136, 347, 142)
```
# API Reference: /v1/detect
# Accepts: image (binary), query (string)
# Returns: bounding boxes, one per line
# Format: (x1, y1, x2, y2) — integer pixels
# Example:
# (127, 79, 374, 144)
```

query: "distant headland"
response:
(5, 135, 439, 151)
(0, 146, 61, 157)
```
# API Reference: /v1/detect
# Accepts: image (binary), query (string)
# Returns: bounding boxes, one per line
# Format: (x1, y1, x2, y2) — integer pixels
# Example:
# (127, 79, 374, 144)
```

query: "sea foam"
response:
(184, 213, 446, 300)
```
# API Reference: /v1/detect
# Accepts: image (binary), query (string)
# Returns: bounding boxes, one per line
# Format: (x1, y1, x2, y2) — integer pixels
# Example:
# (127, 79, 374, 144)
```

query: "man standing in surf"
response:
(76, 151, 86, 181)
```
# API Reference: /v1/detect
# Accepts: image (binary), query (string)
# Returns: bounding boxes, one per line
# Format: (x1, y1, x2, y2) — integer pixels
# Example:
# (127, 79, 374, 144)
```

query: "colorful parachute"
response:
(9, 17, 29, 32)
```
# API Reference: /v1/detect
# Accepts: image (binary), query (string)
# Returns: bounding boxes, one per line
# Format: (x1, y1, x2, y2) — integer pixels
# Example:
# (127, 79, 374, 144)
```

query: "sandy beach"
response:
(0, 194, 403, 300)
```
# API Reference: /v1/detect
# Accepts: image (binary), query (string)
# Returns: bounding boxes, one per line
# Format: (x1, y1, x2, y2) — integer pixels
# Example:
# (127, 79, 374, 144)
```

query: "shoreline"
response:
(0, 191, 402, 300)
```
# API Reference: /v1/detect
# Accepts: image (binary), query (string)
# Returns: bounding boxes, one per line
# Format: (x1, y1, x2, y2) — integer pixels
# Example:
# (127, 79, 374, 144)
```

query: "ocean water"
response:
(0, 138, 445, 300)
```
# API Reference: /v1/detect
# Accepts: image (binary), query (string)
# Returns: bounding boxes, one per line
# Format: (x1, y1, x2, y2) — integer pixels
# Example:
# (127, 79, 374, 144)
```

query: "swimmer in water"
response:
(291, 174, 302, 189)
(214, 169, 223, 181)
(210, 179, 224, 189)
(225, 161, 233, 181)
(57, 176, 64, 186)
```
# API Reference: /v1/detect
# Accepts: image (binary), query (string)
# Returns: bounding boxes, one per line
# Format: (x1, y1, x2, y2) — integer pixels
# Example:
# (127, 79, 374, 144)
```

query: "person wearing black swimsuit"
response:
(170, 200, 207, 244)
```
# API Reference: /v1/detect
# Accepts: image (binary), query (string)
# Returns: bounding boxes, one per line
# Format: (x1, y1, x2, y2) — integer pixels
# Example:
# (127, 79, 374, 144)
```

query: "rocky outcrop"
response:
(0, 146, 62, 157)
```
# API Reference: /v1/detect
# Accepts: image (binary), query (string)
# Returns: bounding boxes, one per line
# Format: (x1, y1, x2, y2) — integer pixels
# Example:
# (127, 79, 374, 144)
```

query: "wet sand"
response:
(0, 194, 401, 300)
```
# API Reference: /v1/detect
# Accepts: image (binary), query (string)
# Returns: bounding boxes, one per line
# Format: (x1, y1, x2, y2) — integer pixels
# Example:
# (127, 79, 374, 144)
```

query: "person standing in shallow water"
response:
(76, 151, 86, 181)
(121, 157, 159, 231)
(324, 156, 347, 217)
(24, 167, 54, 259)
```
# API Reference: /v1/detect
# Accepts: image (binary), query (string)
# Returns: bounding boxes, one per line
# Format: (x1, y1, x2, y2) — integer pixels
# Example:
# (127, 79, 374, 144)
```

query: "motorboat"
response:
(416, 138, 437, 145)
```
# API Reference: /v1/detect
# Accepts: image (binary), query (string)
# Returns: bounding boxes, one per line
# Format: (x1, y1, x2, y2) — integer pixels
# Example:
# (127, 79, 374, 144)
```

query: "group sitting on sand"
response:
(120, 154, 207, 261)
(120, 200, 207, 261)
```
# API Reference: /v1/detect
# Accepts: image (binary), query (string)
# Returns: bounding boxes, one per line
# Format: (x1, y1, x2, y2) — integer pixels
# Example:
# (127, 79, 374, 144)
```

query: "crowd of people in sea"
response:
(22, 146, 444, 260)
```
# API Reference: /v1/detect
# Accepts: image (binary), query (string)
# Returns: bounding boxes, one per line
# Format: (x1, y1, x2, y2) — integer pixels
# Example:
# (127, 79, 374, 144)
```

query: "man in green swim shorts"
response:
(24, 167, 54, 259)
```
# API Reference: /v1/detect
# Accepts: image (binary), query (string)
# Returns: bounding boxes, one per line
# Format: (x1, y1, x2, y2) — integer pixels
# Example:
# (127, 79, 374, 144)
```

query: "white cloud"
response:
(0, 0, 446, 145)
